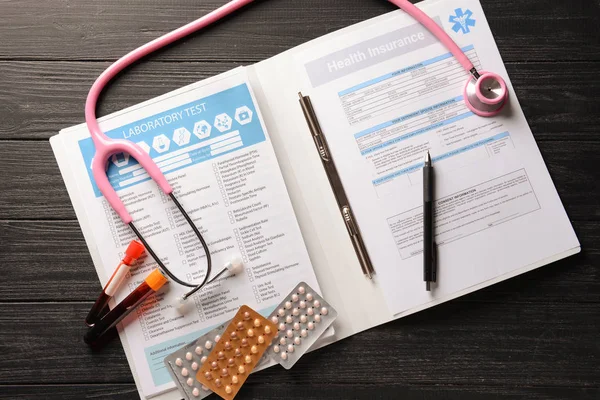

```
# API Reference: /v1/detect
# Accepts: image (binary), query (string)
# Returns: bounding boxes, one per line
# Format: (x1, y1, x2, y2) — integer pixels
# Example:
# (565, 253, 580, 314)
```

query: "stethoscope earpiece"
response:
(464, 71, 508, 117)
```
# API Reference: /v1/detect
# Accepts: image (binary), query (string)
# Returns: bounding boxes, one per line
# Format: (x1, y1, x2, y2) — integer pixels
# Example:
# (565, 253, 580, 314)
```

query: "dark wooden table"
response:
(1, 0, 599, 399)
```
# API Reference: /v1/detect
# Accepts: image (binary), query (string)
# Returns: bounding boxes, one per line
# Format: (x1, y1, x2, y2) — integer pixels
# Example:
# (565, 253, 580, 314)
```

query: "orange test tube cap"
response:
(145, 269, 168, 291)
(123, 240, 145, 264)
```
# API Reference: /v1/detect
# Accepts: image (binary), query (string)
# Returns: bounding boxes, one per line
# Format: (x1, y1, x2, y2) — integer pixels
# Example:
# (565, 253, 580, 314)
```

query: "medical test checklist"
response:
(50, 0, 579, 398)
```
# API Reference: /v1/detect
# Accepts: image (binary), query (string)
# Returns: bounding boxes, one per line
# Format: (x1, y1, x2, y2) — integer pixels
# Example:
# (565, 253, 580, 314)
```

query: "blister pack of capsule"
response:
(164, 319, 272, 400)
(196, 305, 277, 399)
(164, 322, 228, 399)
(267, 282, 337, 369)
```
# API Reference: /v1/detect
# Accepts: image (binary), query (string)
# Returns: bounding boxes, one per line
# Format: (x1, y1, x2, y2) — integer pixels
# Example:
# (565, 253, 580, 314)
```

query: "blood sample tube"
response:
(85, 240, 145, 326)
(84, 268, 167, 345)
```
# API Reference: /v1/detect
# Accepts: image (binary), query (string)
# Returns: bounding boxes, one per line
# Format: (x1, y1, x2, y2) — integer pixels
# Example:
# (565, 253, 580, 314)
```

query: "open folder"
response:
(50, 0, 580, 398)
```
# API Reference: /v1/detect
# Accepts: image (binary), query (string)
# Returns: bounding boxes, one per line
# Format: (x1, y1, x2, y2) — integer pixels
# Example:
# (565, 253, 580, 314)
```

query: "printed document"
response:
(294, 0, 579, 315)
(51, 69, 320, 398)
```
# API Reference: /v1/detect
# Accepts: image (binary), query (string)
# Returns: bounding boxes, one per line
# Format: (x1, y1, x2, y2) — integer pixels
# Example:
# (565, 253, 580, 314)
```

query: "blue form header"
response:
(78, 84, 265, 197)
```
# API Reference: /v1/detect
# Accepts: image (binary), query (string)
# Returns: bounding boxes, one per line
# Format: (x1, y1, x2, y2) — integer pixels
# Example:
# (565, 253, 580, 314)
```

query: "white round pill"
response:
(313, 300, 321, 308)
(205, 341, 212, 350)
(187, 378, 193, 386)
(299, 301, 306, 309)
(271, 316, 279, 324)
(321, 307, 328, 315)
(315, 314, 322, 323)
(264, 325, 272, 334)
(191, 362, 199, 371)
(292, 308, 299, 316)
(258, 335, 265, 344)
(308, 322, 315, 330)
(307, 308, 314, 316)
(194, 346, 203, 355)
(186, 352, 193, 361)
(287, 344, 294, 353)
(175, 358, 183, 367)
(292, 294, 299, 302)
(281, 352, 288, 360)
(286, 329, 293, 338)
(279, 337, 287, 345)
(300, 315, 307, 323)
(285, 301, 292, 309)
(181, 368, 189, 377)
(214, 335, 221, 343)
(273, 345, 280, 353)
(253, 318, 261, 328)
(285, 315, 293, 324)
(301, 329, 308, 337)
(192, 388, 200, 397)
(298, 286, 305, 294)
(200, 356, 207, 364)
(306, 293, 314, 301)
(294, 336, 301, 345)
(279, 323, 286, 331)
(278, 308, 285, 317)
(293, 322, 300, 331)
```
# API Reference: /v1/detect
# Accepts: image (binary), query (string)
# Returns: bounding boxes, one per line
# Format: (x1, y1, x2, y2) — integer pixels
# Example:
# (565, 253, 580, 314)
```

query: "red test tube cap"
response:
(123, 240, 145, 265)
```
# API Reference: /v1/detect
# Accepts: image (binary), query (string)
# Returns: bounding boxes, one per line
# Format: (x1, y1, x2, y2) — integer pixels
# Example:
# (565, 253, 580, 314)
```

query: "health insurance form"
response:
(294, 0, 579, 315)
(52, 69, 319, 398)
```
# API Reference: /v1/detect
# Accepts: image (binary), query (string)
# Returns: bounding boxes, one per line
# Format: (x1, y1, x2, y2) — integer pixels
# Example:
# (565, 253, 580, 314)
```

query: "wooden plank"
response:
(1, 60, 599, 141)
(0, 384, 598, 400)
(0, 219, 596, 303)
(0, 140, 598, 220)
(0, 300, 598, 387)
(0, 0, 598, 62)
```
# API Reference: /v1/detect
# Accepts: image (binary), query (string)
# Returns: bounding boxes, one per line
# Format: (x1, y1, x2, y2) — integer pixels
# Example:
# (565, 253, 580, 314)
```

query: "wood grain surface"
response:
(0, 0, 599, 399)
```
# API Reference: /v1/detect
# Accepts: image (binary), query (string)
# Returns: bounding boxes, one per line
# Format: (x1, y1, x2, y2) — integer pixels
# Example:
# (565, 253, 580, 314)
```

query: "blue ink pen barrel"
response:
(84, 268, 167, 345)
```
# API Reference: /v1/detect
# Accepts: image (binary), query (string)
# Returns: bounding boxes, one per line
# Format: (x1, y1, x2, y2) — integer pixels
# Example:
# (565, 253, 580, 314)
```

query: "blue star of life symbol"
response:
(449, 8, 475, 34)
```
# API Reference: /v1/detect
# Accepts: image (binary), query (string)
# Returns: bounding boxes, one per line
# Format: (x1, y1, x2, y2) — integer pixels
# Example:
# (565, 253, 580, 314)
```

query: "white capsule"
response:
(307, 308, 314, 316)
(321, 307, 328, 316)
(313, 300, 321, 308)
(281, 352, 288, 360)
(308, 322, 315, 330)
(204, 341, 213, 350)
(181, 368, 189, 377)
(315, 314, 322, 323)
(191, 362, 199, 371)
(286, 330, 293, 338)
(300, 315, 307, 323)
(301, 329, 308, 337)
(285, 315, 293, 324)
(278, 323, 286, 331)
(306, 293, 314, 301)
(298, 286, 305, 294)
(214, 335, 221, 343)
(186, 378, 194, 386)
(278, 308, 285, 317)
(299, 301, 306, 309)
(175, 358, 183, 367)
(185, 352, 193, 361)
(273, 345, 280, 353)
(279, 337, 287, 345)
(292, 308, 299, 316)
(293, 322, 300, 331)
(200, 356, 207, 364)
(294, 336, 301, 345)
(192, 387, 200, 397)
(291, 294, 299, 302)
(287, 344, 294, 353)
(271, 316, 279, 324)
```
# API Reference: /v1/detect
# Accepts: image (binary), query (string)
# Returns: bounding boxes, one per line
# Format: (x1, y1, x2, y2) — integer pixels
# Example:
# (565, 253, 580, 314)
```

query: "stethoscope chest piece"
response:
(464, 71, 508, 117)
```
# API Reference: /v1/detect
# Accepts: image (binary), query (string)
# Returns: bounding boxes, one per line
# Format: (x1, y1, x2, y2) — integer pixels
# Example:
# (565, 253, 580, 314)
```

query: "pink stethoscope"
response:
(85, 0, 508, 300)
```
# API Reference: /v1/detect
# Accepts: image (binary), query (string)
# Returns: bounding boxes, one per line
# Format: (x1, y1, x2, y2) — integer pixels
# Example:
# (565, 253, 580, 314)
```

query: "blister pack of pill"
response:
(164, 322, 228, 399)
(267, 282, 337, 369)
(196, 305, 277, 400)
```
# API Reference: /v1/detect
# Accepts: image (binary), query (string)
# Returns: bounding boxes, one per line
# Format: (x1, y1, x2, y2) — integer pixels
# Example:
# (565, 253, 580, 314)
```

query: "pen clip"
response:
(313, 135, 331, 162)
(342, 206, 357, 235)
